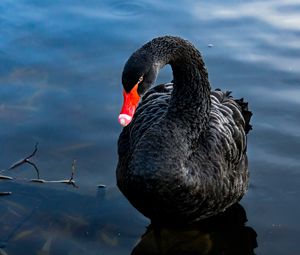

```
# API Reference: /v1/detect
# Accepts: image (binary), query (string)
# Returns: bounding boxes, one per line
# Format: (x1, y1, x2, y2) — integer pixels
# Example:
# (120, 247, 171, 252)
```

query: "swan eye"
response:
(138, 76, 143, 84)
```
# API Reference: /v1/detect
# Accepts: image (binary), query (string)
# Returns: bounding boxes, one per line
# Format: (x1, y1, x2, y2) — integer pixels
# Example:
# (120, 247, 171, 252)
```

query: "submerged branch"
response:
(0, 192, 12, 196)
(0, 144, 79, 192)
(32, 160, 78, 188)
(67, 159, 78, 188)
(0, 175, 13, 180)
(26, 161, 40, 180)
(9, 143, 40, 179)
(71, 159, 76, 182)
(44, 160, 78, 188)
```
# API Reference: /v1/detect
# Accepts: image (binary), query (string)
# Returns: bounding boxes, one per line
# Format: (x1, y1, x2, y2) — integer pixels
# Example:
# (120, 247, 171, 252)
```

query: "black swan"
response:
(116, 36, 252, 224)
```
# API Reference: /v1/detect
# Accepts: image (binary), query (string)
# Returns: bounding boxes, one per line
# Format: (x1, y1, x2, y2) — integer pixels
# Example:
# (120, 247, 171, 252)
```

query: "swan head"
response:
(119, 49, 160, 126)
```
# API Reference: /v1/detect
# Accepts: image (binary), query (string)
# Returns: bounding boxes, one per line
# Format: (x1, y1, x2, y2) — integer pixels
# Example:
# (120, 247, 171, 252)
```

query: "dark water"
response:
(0, 0, 299, 254)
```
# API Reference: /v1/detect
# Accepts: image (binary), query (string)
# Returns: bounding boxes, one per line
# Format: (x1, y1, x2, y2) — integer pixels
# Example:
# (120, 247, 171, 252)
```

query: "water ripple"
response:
(69, 0, 151, 20)
(190, 0, 300, 73)
(109, 1, 147, 17)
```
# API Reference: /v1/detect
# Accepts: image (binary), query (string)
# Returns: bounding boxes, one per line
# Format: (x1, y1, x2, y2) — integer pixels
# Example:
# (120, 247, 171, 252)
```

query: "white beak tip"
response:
(118, 114, 132, 127)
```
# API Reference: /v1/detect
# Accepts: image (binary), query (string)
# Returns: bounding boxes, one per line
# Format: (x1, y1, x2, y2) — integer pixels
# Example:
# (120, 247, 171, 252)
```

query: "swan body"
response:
(116, 36, 252, 223)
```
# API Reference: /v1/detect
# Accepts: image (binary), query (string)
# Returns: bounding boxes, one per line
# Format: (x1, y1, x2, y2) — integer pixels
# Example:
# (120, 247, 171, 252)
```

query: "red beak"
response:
(118, 83, 140, 126)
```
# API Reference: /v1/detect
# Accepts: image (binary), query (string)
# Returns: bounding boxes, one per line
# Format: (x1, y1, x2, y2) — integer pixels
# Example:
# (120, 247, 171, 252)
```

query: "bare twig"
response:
(9, 143, 40, 179)
(70, 160, 76, 182)
(9, 143, 38, 169)
(67, 159, 78, 188)
(0, 175, 13, 180)
(30, 179, 46, 183)
(26, 161, 40, 180)
(1, 145, 79, 191)
(0, 192, 12, 196)
(31, 160, 78, 188)
(59, 159, 78, 188)
(52, 179, 78, 188)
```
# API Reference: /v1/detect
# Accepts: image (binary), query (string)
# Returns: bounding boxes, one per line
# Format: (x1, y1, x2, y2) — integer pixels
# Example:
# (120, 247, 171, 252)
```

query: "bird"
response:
(116, 36, 252, 224)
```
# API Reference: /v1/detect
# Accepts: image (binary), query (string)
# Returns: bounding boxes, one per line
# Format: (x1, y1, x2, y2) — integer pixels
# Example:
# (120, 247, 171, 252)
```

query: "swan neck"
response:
(151, 37, 211, 129)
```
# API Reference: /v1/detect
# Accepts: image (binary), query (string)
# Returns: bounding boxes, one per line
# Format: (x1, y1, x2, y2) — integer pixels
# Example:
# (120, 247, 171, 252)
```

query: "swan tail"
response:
(234, 97, 252, 134)
(214, 89, 253, 134)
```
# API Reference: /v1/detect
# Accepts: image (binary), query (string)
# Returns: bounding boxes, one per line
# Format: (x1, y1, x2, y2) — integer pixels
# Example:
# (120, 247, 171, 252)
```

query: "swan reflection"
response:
(131, 204, 257, 255)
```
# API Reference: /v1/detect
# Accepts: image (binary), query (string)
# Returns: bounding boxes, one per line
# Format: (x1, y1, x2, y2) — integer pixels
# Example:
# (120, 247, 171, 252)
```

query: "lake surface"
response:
(0, 0, 300, 254)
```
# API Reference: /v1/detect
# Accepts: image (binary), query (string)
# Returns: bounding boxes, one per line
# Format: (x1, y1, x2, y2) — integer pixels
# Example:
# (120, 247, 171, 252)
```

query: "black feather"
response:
(117, 36, 252, 224)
